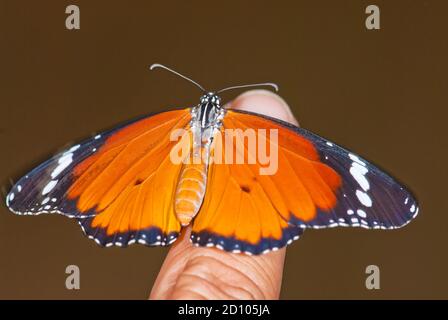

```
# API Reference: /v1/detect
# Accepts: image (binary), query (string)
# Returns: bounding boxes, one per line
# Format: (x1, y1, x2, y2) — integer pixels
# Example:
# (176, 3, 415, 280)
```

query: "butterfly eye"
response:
(210, 95, 221, 105)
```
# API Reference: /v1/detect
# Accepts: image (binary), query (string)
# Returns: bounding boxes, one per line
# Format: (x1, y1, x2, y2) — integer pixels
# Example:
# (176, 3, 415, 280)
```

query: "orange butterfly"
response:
(6, 64, 418, 255)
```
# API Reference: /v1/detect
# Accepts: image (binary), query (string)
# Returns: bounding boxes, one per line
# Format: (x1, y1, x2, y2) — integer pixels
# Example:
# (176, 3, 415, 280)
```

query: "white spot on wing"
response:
(51, 153, 73, 178)
(8, 192, 15, 203)
(350, 163, 370, 191)
(67, 144, 80, 153)
(410, 204, 416, 213)
(356, 190, 372, 207)
(349, 153, 366, 166)
(356, 209, 367, 218)
(413, 207, 419, 218)
(17, 185, 22, 192)
(42, 180, 58, 195)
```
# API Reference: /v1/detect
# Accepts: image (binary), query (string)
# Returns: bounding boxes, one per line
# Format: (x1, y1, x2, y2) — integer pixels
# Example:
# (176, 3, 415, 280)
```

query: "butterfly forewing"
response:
(6, 109, 192, 247)
(6, 131, 110, 217)
(225, 110, 419, 230)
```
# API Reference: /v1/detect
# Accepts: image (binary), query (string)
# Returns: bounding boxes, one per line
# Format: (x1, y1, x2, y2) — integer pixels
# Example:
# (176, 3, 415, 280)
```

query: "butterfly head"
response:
(200, 92, 221, 107)
(149, 63, 278, 129)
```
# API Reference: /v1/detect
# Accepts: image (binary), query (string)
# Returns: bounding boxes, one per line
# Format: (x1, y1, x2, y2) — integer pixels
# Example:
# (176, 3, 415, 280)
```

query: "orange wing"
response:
(74, 109, 192, 247)
(190, 110, 342, 254)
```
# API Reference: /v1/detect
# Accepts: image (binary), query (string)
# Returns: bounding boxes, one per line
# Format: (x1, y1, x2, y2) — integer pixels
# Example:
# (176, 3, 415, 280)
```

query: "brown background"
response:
(0, 0, 446, 299)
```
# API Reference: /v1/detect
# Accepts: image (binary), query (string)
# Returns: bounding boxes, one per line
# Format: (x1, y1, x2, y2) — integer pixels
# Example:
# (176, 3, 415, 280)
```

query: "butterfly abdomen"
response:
(174, 157, 208, 226)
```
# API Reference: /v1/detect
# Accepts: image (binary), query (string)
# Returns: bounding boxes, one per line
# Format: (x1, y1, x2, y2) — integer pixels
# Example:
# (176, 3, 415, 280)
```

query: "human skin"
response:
(150, 90, 299, 300)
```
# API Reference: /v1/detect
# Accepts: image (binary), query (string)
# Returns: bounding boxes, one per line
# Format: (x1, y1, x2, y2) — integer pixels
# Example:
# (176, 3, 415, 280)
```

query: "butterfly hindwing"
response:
(190, 152, 304, 255)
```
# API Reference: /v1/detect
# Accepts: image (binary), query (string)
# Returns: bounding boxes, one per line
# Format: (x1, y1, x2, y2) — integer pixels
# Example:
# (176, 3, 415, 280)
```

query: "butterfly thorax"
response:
(174, 92, 225, 226)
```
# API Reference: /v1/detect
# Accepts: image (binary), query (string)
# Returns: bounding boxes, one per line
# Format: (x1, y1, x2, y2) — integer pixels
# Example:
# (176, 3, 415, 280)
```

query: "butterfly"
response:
(5, 64, 419, 255)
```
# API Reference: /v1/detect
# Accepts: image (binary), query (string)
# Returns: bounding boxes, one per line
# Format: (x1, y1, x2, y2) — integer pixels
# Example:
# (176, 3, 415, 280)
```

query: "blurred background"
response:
(0, 0, 446, 299)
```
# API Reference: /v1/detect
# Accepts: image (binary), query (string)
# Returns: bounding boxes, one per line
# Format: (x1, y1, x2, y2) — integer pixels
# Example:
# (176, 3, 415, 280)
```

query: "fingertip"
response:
(228, 89, 299, 126)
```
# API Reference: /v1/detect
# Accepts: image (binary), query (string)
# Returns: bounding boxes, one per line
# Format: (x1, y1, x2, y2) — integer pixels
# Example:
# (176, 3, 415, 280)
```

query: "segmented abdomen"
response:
(174, 155, 207, 226)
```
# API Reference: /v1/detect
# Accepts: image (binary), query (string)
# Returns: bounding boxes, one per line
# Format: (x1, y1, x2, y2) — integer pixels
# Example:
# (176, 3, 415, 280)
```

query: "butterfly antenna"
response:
(217, 82, 279, 94)
(150, 63, 206, 93)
